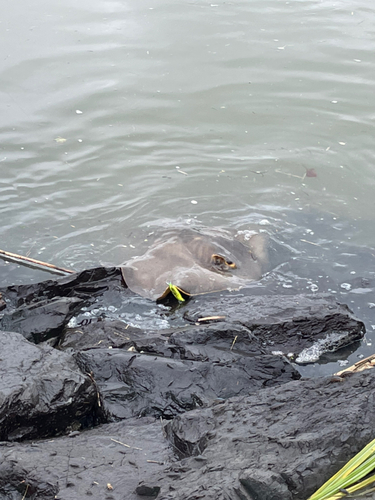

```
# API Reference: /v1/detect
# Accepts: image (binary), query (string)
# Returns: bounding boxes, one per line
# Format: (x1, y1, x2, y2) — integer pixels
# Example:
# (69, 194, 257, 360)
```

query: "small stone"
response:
(135, 483, 160, 497)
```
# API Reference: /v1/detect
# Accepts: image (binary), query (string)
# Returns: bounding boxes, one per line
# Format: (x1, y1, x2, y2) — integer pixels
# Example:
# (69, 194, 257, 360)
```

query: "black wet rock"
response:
(135, 483, 161, 497)
(183, 293, 365, 363)
(0, 418, 171, 500)
(2, 371, 375, 500)
(2, 267, 122, 306)
(0, 331, 99, 441)
(60, 319, 177, 358)
(0, 292, 6, 311)
(75, 348, 299, 420)
(168, 322, 268, 362)
(0, 268, 127, 344)
(0, 459, 59, 500)
(162, 370, 375, 499)
(58, 289, 365, 367)
(0, 266, 370, 500)
(0, 296, 83, 343)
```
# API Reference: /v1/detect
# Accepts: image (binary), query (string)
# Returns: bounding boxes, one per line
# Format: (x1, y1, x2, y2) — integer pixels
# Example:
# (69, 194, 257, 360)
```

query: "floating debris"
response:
(168, 283, 185, 302)
(54, 137, 67, 143)
(305, 168, 317, 178)
(197, 315, 226, 323)
(340, 283, 352, 291)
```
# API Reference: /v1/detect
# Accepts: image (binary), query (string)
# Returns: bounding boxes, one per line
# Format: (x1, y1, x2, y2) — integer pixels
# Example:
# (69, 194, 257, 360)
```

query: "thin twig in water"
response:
(26, 242, 35, 258)
(300, 239, 322, 247)
(275, 169, 305, 179)
(0, 249, 75, 275)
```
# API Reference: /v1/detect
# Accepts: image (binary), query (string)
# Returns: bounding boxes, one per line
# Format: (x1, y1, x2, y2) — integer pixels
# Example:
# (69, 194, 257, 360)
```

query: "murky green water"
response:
(1, 0, 375, 374)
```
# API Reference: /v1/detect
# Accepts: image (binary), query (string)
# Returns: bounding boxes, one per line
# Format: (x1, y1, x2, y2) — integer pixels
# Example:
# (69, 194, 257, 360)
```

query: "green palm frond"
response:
(308, 438, 375, 500)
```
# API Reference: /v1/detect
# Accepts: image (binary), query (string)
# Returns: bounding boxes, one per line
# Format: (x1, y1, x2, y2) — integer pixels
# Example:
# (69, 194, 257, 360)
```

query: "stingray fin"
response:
(120, 267, 128, 287)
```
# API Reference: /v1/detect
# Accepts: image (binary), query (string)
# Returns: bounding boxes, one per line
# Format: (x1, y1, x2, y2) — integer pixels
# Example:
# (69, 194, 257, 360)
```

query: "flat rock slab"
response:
(60, 319, 268, 363)
(183, 293, 365, 363)
(61, 319, 270, 361)
(2, 371, 375, 500)
(75, 348, 299, 420)
(59, 319, 149, 351)
(0, 418, 172, 500)
(0, 331, 98, 441)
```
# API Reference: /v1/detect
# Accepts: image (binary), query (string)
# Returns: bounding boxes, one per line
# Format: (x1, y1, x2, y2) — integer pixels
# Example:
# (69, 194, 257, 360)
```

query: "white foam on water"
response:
(295, 332, 347, 364)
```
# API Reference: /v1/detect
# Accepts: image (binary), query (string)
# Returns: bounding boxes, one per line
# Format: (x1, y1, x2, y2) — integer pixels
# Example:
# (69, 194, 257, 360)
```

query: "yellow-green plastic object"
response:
(168, 283, 185, 302)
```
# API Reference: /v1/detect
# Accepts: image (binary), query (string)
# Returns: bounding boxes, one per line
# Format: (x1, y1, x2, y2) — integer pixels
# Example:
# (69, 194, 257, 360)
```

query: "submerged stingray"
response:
(121, 226, 268, 301)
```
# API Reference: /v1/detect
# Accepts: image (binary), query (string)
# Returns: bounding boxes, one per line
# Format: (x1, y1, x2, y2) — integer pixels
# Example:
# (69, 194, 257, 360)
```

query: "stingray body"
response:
(121, 226, 268, 301)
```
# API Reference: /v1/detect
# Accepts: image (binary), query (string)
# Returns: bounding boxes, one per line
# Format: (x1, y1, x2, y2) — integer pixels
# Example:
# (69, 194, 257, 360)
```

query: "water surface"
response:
(1, 0, 375, 375)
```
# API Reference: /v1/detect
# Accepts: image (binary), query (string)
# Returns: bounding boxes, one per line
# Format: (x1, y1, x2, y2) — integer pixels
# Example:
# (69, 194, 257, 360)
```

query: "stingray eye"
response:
(226, 260, 237, 269)
(211, 254, 223, 265)
(211, 254, 237, 271)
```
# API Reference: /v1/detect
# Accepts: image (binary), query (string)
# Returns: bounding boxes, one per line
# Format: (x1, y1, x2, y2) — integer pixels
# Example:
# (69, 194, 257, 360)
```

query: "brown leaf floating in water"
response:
(305, 168, 317, 177)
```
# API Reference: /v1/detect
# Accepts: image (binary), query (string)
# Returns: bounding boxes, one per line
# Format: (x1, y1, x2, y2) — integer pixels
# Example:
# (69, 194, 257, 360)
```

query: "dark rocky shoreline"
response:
(0, 267, 372, 500)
